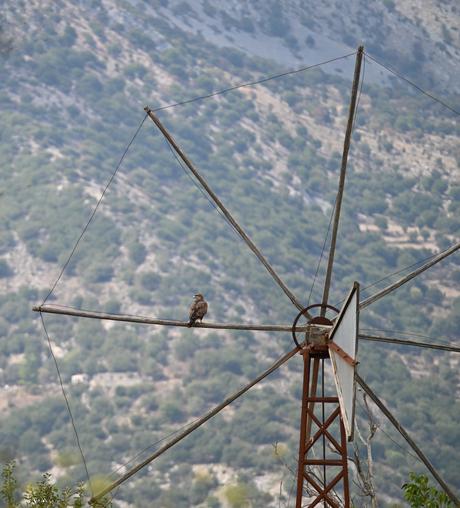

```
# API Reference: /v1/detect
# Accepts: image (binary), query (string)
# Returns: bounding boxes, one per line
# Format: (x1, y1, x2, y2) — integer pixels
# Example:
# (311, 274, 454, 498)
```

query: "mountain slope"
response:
(0, 1, 459, 507)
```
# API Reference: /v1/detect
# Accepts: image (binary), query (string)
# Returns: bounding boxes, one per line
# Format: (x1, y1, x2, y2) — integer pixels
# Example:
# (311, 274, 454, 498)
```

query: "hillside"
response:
(0, 1, 459, 507)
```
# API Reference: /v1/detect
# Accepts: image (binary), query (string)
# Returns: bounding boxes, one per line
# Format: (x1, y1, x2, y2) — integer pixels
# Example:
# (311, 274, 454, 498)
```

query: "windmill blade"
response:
(320, 46, 363, 318)
(32, 305, 308, 333)
(359, 240, 460, 311)
(356, 375, 460, 507)
(329, 282, 359, 441)
(144, 106, 311, 319)
(89, 340, 304, 504)
(359, 333, 460, 353)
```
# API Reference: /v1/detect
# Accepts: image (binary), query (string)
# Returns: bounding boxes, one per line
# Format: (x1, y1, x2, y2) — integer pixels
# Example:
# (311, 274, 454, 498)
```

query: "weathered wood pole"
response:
(306, 45, 364, 460)
(32, 305, 307, 332)
(144, 106, 311, 319)
(321, 45, 364, 317)
(89, 340, 304, 504)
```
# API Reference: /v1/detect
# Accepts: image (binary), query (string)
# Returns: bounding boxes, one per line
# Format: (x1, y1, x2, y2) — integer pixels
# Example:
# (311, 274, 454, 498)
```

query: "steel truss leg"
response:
(296, 346, 350, 508)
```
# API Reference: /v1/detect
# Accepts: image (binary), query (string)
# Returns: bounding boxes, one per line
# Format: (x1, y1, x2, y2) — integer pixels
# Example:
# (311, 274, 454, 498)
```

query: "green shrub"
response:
(403, 472, 452, 508)
(225, 483, 251, 508)
(425, 287, 443, 305)
(89, 21, 105, 40)
(129, 288, 151, 305)
(374, 216, 388, 230)
(122, 62, 148, 79)
(125, 28, 156, 51)
(172, 1, 193, 15)
(195, 75, 214, 93)
(276, 131, 294, 149)
(141, 393, 159, 411)
(283, 91, 303, 107)
(449, 185, 460, 201)
(0, 259, 12, 278)
(61, 25, 77, 47)
(128, 242, 147, 265)
(0, 461, 110, 508)
(267, 4, 290, 37)
(141, 271, 162, 290)
(167, 64, 188, 80)
(103, 299, 121, 313)
(84, 264, 114, 283)
(382, 0, 396, 11)
(305, 35, 315, 47)
(130, 414, 145, 426)
(75, 74, 103, 100)
(159, 400, 184, 423)
(240, 17, 255, 33)
(432, 178, 448, 194)
(220, 47, 245, 67)
(104, 76, 125, 94)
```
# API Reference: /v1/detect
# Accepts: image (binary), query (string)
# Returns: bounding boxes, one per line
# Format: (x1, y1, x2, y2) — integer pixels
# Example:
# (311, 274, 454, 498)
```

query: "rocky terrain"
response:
(0, 1, 459, 507)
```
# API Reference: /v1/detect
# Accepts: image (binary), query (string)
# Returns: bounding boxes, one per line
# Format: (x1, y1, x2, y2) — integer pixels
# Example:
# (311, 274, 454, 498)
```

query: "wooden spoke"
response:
(32, 305, 307, 333)
(359, 239, 460, 311)
(320, 46, 364, 318)
(358, 333, 460, 353)
(144, 106, 311, 319)
(89, 340, 304, 504)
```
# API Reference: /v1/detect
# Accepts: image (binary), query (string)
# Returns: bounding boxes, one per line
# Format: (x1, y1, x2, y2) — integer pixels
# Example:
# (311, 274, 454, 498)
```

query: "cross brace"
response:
(296, 346, 350, 508)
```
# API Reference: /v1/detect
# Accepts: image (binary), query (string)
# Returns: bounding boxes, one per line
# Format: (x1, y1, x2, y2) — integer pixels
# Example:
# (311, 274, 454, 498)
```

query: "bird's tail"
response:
(187, 319, 195, 328)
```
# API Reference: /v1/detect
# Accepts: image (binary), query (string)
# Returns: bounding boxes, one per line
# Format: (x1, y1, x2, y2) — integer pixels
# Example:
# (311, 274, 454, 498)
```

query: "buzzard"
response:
(188, 293, 208, 328)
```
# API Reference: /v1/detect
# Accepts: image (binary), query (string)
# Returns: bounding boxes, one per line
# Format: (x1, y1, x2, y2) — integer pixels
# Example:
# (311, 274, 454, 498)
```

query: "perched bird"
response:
(188, 294, 208, 328)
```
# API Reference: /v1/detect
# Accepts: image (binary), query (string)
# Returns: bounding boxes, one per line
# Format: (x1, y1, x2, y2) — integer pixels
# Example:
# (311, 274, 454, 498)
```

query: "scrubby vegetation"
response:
(0, 1, 459, 506)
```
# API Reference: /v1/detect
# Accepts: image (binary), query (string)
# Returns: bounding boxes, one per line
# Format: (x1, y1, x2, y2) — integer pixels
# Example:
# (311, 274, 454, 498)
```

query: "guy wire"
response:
(307, 197, 337, 307)
(41, 113, 148, 306)
(286, 477, 296, 508)
(101, 415, 206, 485)
(364, 53, 460, 118)
(329, 249, 446, 312)
(101, 333, 294, 488)
(40, 312, 93, 495)
(42, 52, 359, 308)
(153, 52, 357, 113)
(356, 398, 420, 462)
(308, 53, 363, 309)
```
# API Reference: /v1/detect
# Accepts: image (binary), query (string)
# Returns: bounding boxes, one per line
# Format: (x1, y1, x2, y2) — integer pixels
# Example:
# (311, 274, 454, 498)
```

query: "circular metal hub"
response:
(291, 303, 340, 348)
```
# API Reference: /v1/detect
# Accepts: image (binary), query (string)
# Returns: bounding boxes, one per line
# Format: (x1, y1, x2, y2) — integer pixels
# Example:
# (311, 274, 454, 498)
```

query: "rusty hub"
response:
(292, 303, 340, 349)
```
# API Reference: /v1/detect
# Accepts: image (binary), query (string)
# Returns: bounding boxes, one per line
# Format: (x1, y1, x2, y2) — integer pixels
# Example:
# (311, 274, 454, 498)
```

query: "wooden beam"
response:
(320, 45, 364, 318)
(356, 375, 460, 507)
(32, 305, 308, 333)
(144, 106, 312, 320)
(89, 340, 304, 503)
(358, 333, 460, 353)
(359, 240, 460, 310)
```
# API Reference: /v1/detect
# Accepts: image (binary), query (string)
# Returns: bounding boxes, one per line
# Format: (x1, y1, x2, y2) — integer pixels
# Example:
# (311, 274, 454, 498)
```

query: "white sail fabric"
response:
(329, 282, 359, 441)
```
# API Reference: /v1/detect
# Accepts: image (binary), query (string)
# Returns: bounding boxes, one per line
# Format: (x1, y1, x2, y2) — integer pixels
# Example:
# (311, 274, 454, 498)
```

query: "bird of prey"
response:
(188, 294, 208, 328)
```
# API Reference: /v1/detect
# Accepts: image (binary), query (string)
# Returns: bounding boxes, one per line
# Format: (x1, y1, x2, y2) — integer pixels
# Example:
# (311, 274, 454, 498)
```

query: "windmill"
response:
(33, 45, 460, 507)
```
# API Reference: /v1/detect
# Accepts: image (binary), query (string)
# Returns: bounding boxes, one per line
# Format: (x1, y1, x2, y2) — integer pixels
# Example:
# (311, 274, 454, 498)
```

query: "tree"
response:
(1, 461, 111, 508)
(402, 472, 452, 508)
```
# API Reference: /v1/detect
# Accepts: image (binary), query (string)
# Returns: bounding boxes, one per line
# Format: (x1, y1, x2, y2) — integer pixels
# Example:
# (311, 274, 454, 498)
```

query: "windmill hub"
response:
(309, 315, 333, 326)
(292, 303, 339, 347)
